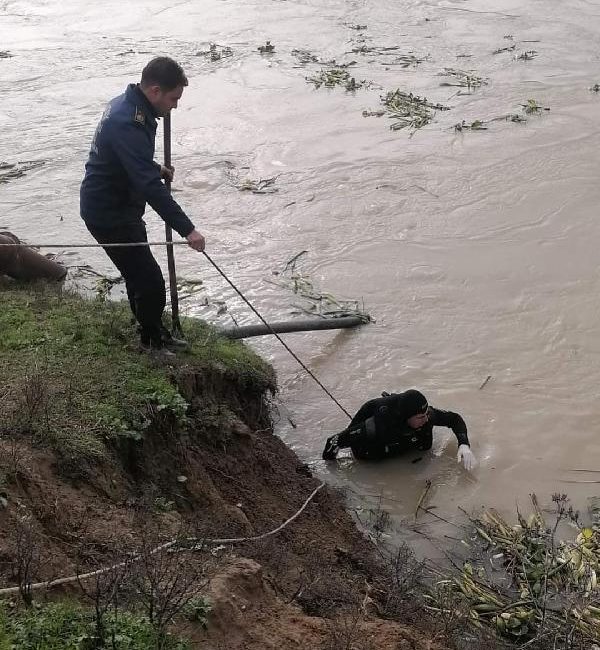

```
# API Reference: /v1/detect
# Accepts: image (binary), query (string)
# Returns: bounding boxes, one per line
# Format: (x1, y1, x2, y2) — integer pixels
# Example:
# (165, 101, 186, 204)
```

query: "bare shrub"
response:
(374, 542, 425, 620)
(6, 511, 45, 607)
(77, 555, 134, 649)
(0, 436, 31, 486)
(321, 607, 375, 650)
(130, 530, 209, 647)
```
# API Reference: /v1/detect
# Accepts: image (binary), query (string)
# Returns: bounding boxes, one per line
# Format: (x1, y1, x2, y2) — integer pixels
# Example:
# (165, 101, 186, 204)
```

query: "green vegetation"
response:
(306, 68, 370, 91)
(427, 494, 600, 646)
(0, 281, 274, 467)
(365, 89, 450, 132)
(0, 600, 190, 649)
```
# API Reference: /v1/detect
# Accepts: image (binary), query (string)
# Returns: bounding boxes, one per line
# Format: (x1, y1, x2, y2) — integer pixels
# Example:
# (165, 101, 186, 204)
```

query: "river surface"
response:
(3, 0, 600, 541)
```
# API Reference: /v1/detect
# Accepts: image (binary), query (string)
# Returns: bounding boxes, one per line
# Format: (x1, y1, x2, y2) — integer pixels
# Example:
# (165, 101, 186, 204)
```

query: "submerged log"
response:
(221, 315, 366, 339)
(0, 232, 67, 281)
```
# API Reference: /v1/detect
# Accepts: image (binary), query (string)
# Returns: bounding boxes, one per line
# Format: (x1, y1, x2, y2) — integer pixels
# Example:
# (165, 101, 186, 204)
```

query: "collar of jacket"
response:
(125, 83, 160, 121)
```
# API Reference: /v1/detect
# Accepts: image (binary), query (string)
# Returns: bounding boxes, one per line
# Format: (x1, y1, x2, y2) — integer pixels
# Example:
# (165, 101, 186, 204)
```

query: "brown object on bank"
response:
(0, 231, 67, 281)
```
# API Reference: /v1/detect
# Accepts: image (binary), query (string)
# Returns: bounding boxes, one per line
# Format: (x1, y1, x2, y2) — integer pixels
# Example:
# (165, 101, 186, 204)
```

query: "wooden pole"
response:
(220, 315, 365, 339)
(163, 112, 183, 337)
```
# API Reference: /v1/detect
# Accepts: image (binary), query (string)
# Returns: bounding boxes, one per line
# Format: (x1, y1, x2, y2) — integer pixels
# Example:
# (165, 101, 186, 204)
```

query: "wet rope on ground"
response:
(0, 483, 325, 597)
(0, 239, 352, 418)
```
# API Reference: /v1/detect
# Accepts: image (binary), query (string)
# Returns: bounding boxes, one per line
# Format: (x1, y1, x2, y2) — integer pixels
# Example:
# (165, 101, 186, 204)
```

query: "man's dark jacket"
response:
(80, 84, 194, 237)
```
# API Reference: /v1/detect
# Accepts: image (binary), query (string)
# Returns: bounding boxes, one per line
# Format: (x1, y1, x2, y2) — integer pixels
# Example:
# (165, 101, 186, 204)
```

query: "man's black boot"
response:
(160, 326, 189, 350)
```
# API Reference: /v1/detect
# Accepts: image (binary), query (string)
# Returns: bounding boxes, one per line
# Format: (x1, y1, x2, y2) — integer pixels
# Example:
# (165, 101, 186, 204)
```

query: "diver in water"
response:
(322, 389, 477, 470)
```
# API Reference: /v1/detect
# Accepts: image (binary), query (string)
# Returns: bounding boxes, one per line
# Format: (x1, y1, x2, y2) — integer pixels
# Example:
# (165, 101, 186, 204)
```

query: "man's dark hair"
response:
(140, 57, 188, 91)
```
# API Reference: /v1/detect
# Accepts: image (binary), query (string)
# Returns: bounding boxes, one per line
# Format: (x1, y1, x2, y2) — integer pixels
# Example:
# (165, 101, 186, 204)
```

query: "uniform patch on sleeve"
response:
(134, 108, 145, 125)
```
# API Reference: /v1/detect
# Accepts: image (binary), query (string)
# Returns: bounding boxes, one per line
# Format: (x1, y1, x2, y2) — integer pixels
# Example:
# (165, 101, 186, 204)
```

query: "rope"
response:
(0, 238, 352, 418)
(202, 251, 352, 419)
(0, 241, 351, 416)
(0, 241, 189, 248)
(0, 483, 325, 597)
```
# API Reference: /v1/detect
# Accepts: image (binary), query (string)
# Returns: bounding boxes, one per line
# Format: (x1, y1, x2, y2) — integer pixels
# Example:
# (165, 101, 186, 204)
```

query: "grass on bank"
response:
(0, 600, 191, 650)
(0, 279, 274, 465)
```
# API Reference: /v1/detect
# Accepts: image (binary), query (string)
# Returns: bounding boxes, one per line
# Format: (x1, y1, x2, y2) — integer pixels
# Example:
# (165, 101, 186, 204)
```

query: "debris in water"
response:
(515, 50, 537, 61)
(589, 84, 600, 92)
(428, 494, 600, 643)
(479, 375, 492, 390)
(365, 89, 449, 133)
(306, 67, 370, 91)
(0, 51, 13, 58)
(267, 251, 372, 322)
(521, 99, 550, 114)
(292, 49, 356, 68)
(439, 68, 488, 90)
(0, 160, 46, 184)
(258, 40, 275, 54)
(492, 43, 516, 54)
(349, 44, 403, 55)
(415, 479, 433, 520)
(362, 109, 385, 118)
(383, 53, 428, 67)
(196, 42, 233, 61)
(234, 176, 279, 194)
(454, 120, 488, 132)
(344, 22, 368, 30)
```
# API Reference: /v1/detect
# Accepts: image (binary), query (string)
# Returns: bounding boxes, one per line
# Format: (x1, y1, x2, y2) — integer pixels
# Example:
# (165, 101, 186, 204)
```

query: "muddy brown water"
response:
(3, 0, 600, 543)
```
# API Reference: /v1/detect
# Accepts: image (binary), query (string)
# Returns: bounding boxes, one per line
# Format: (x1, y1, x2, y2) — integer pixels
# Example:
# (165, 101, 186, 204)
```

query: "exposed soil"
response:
(0, 357, 444, 649)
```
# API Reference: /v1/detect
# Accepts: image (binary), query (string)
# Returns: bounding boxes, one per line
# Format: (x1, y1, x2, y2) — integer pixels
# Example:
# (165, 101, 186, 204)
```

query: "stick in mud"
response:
(414, 479, 432, 521)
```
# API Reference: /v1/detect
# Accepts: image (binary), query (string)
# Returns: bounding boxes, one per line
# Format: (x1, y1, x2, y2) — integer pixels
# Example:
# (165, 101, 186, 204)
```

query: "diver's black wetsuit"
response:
(325, 391, 469, 460)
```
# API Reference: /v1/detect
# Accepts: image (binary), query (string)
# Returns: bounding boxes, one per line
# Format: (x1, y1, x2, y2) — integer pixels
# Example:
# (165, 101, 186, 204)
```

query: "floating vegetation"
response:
(306, 67, 370, 91)
(349, 44, 403, 55)
(515, 50, 537, 61)
(177, 278, 206, 302)
(257, 40, 275, 54)
(268, 251, 371, 322)
(454, 119, 488, 132)
(503, 113, 527, 123)
(292, 49, 356, 69)
(196, 43, 233, 61)
(234, 176, 278, 194)
(492, 43, 516, 54)
(362, 109, 385, 117)
(383, 53, 427, 67)
(292, 48, 320, 64)
(521, 99, 550, 114)
(439, 68, 488, 90)
(0, 51, 13, 59)
(366, 89, 450, 132)
(454, 113, 527, 133)
(428, 494, 600, 646)
(0, 160, 45, 184)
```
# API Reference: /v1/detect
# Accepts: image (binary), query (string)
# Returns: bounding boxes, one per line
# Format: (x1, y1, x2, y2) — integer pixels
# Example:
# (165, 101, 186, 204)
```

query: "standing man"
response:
(322, 389, 477, 470)
(80, 56, 205, 354)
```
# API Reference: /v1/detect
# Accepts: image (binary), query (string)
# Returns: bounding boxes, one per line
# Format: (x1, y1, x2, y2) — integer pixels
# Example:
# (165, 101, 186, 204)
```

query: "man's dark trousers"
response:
(87, 222, 165, 346)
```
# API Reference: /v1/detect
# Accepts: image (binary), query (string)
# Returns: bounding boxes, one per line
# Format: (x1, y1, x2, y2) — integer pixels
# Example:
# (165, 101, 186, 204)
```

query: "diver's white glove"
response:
(457, 444, 477, 471)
